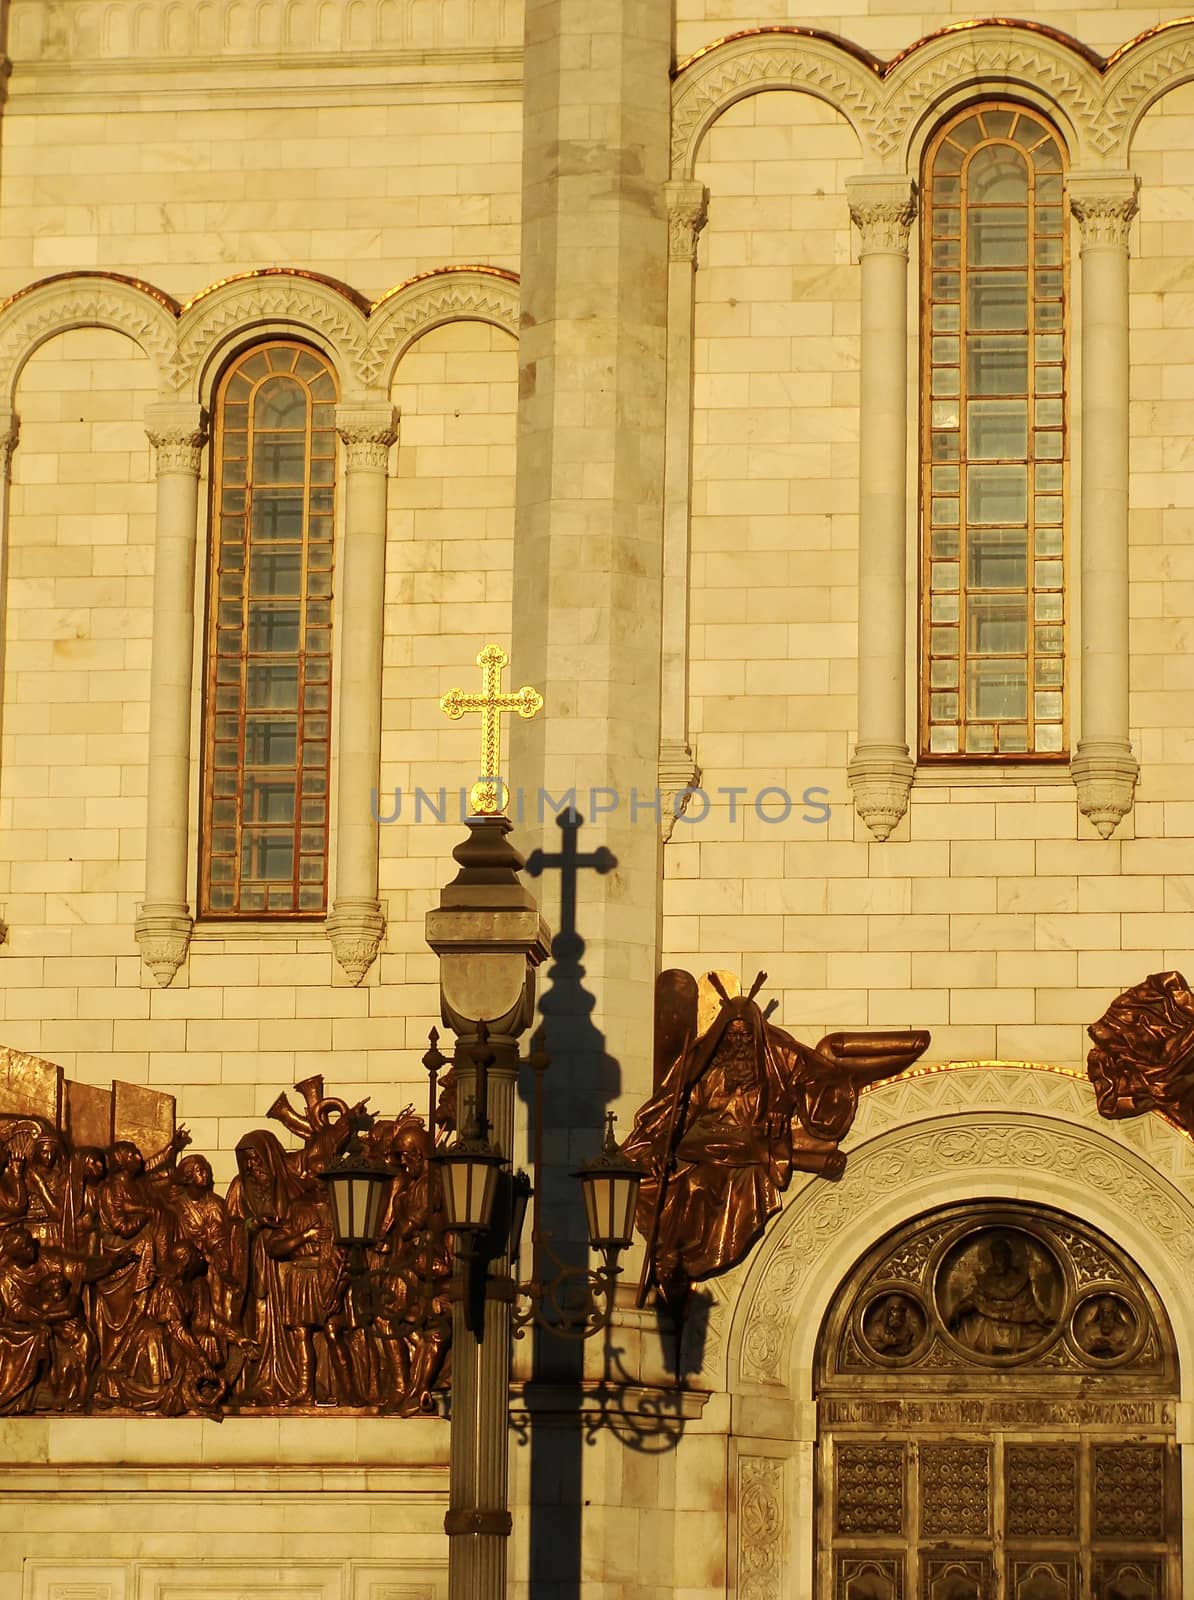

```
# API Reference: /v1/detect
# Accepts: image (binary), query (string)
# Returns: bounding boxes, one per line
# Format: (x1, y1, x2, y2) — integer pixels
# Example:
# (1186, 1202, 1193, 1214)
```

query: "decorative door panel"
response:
(816, 1203, 1181, 1599)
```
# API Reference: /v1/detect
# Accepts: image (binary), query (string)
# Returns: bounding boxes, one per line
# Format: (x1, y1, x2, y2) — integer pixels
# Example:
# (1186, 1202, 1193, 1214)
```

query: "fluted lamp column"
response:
(1068, 173, 1140, 837)
(327, 402, 399, 982)
(135, 401, 207, 986)
(846, 176, 918, 841)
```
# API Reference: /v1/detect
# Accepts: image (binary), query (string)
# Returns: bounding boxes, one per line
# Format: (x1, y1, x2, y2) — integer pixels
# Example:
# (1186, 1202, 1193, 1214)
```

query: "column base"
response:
(658, 738, 702, 843)
(1071, 741, 1138, 838)
(847, 744, 915, 841)
(327, 897, 386, 984)
(135, 903, 194, 987)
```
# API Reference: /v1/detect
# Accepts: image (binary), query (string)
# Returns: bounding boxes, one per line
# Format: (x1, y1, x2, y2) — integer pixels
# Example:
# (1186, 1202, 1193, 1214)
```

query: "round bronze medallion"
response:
(1070, 1290, 1142, 1365)
(858, 1289, 929, 1363)
(934, 1226, 1065, 1362)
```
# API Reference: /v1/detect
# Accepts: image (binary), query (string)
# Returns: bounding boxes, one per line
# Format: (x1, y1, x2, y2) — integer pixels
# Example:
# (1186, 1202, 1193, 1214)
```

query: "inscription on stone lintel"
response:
(824, 1398, 1167, 1428)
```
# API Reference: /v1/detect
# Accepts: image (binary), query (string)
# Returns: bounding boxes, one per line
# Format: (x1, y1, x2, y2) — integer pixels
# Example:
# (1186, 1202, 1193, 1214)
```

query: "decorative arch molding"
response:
(176, 272, 370, 397)
(712, 1065, 1194, 1406)
(671, 17, 1194, 174)
(361, 267, 520, 390)
(670, 30, 880, 174)
(0, 273, 178, 403)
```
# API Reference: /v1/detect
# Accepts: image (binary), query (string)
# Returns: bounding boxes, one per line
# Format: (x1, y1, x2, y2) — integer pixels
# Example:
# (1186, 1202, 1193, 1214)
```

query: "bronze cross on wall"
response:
(525, 811, 616, 944)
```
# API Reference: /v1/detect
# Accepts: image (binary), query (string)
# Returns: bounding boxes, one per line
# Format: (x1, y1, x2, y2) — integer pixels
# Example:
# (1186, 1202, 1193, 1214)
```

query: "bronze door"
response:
(815, 1204, 1181, 1599)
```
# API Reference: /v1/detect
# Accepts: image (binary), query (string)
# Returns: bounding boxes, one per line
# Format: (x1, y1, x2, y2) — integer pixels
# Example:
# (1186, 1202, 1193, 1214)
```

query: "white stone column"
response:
(326, 402, 398, 983)
(1069, 172, 1140, 837)
(135, 401, 207, 986)
(658, 179, 708, 839)
(0, 407, 18, 950)
(846, 176, 918, 840)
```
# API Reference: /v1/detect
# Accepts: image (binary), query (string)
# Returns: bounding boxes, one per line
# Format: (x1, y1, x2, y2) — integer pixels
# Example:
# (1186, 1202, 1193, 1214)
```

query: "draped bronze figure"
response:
(1088, 969, 1194, 1133)
(625, 970, 930, 1312)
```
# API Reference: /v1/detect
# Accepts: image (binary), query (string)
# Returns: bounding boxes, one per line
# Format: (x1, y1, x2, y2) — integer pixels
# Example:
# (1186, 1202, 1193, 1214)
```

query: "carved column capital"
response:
(327, 897, 386, 985)
(1071, 740, 1139, 839)
(848, 743, 915, 842)
(847, 176, 918, 257)
(144, 400, 207, 475)
(134, 902, 193, 987)
(658, 738, 702, 844)
(663, 179, 708, 262)
(335, 403, 399, 470)
(1069, 172, 1139, 250)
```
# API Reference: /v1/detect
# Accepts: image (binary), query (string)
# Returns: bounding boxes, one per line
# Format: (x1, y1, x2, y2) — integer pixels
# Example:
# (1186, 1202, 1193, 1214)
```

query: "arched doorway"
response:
(814, 1201, 1180, 1599)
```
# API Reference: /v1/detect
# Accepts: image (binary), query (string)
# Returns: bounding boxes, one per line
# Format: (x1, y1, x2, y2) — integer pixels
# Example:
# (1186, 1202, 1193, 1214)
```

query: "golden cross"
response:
(439, 644, 543, 816)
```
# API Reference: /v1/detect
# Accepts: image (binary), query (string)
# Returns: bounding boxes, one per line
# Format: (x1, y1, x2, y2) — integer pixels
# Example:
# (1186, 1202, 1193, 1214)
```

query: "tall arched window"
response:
(920, 104, 1068, 759)
(200, 341, 338, 917)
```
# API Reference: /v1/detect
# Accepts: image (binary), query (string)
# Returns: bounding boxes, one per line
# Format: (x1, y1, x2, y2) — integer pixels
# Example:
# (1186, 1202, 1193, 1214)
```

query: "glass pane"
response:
(931, 593, 960, 622)
(1035, 592, 1063, 621)
(1035, 526, 1062, 556)
(932, 207, 960, 236)
(930, 725, 960, 753)
(1000, 725, 1029, 753)
(968, 660, 1027, 719)
(932, 401, 960, 429)
(965, 724, 996, 753)
(932, 335, 960, 364)
(968, 272, 1028, 329)
(933, 239, 961, 269)
(1035, 496, 1063, 525)
(241, 832, 294, 881)
(931, 498, 960, 526)
(1036, 366, 1063, 395)
(933, 304, 961, 332)
(1035, 236, 1063, 267)
(968, 528, 1027, 589)
(252, 494, 305, 540)
(1034, 559, 1064, 589)
(966, 144, 1027, 202)
(931, 560, 959, 589)
(932, 367, 961, 397)
(932, 272, 960, 301)
(250, 548, 302, 597)
(967, 595, 1027, 653)
(950, 117, 984, 151)
(967, 336, 1028, 395)
(246, 662, 299, 709)
(968, 208, 1028, 267)
(253, 436, 305, 483)
(1035, 723, 1064, 752)
(930, 625, 958, 656)
(1035, 690, 1063, 720)
(968, 400, 1028, 459)
(932, 466, 960, 494)
(244, 718, 297, 766)
(1036, 625, 1064, 654)
(247, 607, 300, 652)
(931, 659, 959, 688)
(968, 465, 1027, 523)
(244, 778, 296, 823)
(254, 377, 307, 429)
(931, 530, 959, 558)
(931, 431, 960, 461)
(1034, 431, 1063, 459)
(1035, 657, 1063, 686)
(931, 692, 959, 720)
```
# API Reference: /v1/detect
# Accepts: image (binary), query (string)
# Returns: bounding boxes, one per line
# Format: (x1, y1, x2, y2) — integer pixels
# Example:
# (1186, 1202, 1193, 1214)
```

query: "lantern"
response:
(573, 1116, 643, 1255)
(320, 1143, 390, 1251)
(435, 1134, 504, 1237)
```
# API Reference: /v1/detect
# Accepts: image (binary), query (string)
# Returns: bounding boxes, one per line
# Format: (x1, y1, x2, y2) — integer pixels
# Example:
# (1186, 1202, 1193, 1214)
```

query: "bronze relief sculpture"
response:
(0, 1054, 450, 1418)
(624, 970, 930, 1312)
(1087, 969, 1194, 1133)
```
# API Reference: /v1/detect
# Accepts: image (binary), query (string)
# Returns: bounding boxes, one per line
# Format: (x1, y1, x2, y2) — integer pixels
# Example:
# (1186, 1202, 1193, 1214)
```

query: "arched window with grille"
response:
(200, 341, 338, 917)
(920, 104, 1068, 760)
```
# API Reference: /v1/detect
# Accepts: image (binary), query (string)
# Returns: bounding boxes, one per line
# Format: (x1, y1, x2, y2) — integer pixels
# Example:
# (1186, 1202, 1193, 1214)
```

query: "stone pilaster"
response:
(0, 407, 17, 949)
(846, 177, 918, 840)
(659, 180, 708, 844)
(1069, 173, 1140, 837)
(327, 402, 399, 982)
(509, 0, 672, 1105)
(135, 401, 207, 986)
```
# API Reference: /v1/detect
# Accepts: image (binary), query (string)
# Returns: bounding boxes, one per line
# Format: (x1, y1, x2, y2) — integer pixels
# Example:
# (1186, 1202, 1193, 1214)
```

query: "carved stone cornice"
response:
(847, 177, 918, 257)
(1071, 739, 1139, 838)
(335, 403, 399, 471)
(134, 902, 193, 987)
(1069, 172, 1140, 250)
(662, 179, 708, 263)
(144, 401, 207, 477)
(847, 742, 915, 841)
(327, 896, 386, 984)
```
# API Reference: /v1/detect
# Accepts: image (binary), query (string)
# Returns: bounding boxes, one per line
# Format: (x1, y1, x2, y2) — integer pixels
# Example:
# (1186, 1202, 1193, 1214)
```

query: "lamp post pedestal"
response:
(426, 816, 549, 1600)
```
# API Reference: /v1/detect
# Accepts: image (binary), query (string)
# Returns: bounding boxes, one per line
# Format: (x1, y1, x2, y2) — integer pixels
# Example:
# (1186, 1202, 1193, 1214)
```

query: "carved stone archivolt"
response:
(670, 18, 1194, 176)
(0, 1048, 450, 1419)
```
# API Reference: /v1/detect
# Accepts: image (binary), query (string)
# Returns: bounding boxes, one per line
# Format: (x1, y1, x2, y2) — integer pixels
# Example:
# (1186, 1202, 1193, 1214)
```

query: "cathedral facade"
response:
(2, 0, 1194, 1593)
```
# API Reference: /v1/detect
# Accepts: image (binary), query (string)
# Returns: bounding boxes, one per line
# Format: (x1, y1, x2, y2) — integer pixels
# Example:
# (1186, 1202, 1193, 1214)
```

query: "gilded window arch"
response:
(200, 340, 338, 918)
(919, 103, 1069, 760)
